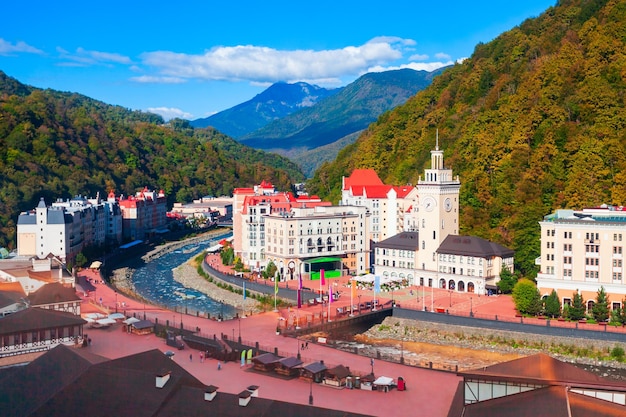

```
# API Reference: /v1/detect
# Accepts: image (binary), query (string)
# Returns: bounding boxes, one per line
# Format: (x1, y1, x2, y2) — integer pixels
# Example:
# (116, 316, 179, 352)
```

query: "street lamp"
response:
(358, 295, 362, 314)
(449, 289, 453, 307)
(470, 296, 474, 317)
(309, 378, 314, 405)
(232, 328, 235, 341)
(238, 317, 242, 343)
(400, 338, 404, 364)
(220, 300, 224, 321)
(297, 338, 301, 360)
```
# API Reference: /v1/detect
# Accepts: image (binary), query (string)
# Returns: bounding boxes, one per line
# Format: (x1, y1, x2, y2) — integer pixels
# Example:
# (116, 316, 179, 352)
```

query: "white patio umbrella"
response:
(96, 318, 117, 325)
(85, 313, 106, 319)
(108, 313, 126, 320)
(123, 317, 140, 325)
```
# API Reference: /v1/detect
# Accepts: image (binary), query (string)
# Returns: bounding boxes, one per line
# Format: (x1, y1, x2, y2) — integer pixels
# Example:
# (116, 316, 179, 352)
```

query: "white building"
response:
(264, 205, 370, 279)
(537, 206, 626, 311)
(17, 195, 123, 263)
(341, 169, 418, 243)
(371, 136, 513, 294)
(232, 181, 331, 272)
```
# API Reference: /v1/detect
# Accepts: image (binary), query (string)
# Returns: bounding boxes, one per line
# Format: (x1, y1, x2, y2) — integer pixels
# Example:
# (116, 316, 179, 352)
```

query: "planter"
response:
(578, 320, 587, 324)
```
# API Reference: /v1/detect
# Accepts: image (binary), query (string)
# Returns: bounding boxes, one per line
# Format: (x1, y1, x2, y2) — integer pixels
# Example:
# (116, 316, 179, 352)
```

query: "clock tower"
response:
(416, 131, 461, 272)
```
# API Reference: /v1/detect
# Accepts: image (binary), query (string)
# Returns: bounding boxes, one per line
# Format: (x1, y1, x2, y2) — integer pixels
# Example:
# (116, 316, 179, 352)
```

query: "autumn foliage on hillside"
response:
(308, 0, 626, 276)
(0, 76, 304, 249)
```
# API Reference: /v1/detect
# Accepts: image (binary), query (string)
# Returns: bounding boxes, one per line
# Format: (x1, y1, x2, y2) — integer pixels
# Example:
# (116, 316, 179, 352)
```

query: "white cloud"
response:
(368, 60, 456, 73)
(409, 53, 429, 61)
(131, 75, 186, 84)
(435, 52, 452, 61)
(57, 47, 131, 67)
(147, 107, 194, 121)
(0, 38, 43, 55)
(138, 37, 412, 85)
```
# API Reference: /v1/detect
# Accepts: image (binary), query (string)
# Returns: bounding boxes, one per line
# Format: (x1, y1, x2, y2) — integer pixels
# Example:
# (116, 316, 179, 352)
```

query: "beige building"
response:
(264, 205, 370, 279)
(537, 206, 626, 310)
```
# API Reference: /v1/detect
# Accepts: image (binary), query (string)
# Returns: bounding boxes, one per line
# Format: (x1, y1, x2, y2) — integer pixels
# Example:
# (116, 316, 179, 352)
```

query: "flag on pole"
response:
(297, 273, 302, 308)
(374, 275, 381, 294)
(329, 284, 333, 303)
(243, 280, 246, 300)
(351, 278, 357, 301)
(274, 277, 279, 294)
(320, 269, 325, 285)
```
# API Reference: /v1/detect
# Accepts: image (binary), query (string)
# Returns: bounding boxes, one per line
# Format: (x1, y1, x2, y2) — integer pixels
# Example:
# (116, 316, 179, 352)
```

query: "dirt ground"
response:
(354, 334, 524, 371)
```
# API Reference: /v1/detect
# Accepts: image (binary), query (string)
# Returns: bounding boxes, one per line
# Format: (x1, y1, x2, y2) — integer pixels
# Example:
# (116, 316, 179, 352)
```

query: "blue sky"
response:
(1, 1, 556, 121)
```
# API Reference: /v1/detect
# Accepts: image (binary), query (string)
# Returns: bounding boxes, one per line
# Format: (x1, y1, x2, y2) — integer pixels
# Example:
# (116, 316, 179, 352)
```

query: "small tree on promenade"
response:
(512, 278, 541, 315)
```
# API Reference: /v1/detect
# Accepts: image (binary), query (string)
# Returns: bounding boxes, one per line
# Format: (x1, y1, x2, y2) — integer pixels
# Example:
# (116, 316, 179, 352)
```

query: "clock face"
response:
(444, 198, 452, 212)
(423, 196, 435, 212)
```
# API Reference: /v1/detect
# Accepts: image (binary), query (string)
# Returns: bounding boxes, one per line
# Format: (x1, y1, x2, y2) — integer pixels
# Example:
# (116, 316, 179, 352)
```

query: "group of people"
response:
(301, 341, 309, 350)
(189, 351, 221, 370)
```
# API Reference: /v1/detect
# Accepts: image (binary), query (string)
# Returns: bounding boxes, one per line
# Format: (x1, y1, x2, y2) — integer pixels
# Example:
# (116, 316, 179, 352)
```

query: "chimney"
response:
(238, 390, 252, 407)
(156, 370, 171, 388)
(204, 385, 219, 402)
(247, 385, 259, 397)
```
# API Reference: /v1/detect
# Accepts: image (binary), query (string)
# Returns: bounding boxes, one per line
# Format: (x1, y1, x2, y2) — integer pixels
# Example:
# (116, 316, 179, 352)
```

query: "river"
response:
(130, 231, 237, 318)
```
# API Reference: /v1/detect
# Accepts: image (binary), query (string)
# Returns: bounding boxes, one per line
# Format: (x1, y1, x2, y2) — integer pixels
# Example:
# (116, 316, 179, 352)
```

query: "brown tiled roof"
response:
(252, 352, 280, 365)
(0, 281, 26, 308)
(0, 307, 86, 335)
(437, 235, 514, 258)
(1, 346, 374, 417)
(459, 353, 626, 390)
(278, 356, 303, 368)
(461, 385, 626, 417)
(326, 364, 351, 379)
(373, 231, 419, 251)
(27, 282, 81, 306)
(0, 344, 108, 417)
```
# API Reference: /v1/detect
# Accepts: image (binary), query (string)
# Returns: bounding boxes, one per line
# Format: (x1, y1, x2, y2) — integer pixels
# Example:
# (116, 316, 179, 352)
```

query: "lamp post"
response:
(358, 295, 362, 314)
(470, 296, 474, 317)
(309, 378, 314, 405)
(115, 291, 118, 313)
(238, 317, 241, 343)
(232, 328, 235, 341)
(400, 338, 404, 364)
(449, 289, 453, 307)
(220, 300, 224, 321)
(297, 337, 301, 360)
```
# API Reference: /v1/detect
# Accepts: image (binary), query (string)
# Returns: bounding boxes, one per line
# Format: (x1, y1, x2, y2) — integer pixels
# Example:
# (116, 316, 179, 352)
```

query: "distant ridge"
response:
(190, 82, 338, 138)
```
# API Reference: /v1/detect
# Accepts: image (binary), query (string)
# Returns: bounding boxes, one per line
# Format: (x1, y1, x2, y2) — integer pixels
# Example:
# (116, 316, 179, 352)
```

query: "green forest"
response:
(0, 73, 304, 249)
(308, 0, 626, 276)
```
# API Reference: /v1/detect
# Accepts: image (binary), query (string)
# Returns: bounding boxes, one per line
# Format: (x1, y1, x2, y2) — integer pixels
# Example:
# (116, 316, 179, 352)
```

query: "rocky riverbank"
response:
(171, 259, 262, 315)
(356, 316, 626, 380)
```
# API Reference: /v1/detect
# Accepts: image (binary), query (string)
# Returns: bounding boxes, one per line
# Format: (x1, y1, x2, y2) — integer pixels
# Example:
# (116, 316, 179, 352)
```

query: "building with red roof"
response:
(341, 169, 418, 244)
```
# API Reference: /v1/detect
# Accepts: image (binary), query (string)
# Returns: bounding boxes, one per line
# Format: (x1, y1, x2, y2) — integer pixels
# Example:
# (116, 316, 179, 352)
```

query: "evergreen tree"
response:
(512, 278, 541, 315)
(262, 260, 277, 280)
(496, 267, 517, 294)
(220, 246, 234, 266)
(543, 289, 561, 318)
(569, 290, 586, 321)
(592, 286, 610, 323)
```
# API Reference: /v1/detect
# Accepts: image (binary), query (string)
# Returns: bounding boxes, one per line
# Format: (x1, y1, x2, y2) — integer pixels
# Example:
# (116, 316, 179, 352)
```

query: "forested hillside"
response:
(0, 73, 304, 249)
(308, 0, 626, 276)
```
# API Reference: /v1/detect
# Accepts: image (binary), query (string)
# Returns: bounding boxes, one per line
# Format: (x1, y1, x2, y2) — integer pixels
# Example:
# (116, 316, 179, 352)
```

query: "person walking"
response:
(217, 361, 221, 370)
(189, 353, 192, 362)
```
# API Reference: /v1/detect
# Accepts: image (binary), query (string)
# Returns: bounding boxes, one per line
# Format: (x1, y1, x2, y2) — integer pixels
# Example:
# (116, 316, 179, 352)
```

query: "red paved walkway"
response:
(79, 268, 460, 417)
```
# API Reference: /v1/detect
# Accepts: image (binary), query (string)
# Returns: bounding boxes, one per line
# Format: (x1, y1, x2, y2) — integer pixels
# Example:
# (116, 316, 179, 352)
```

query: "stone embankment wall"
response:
(366, 317, 626, 370)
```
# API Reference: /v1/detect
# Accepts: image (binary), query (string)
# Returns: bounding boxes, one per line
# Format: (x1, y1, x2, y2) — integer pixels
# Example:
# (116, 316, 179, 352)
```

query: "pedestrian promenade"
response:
(78, 268, 460, 417)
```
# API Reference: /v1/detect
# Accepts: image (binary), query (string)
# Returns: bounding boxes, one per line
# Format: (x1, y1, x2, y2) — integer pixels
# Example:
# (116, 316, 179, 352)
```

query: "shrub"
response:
(611, 346, 625, 361)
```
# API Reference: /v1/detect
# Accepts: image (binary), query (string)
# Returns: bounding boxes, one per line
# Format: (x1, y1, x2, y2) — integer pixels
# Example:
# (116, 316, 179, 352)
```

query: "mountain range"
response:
(192, 68, 445, 176)
(307, 0, 626, 276)
(190, 82, 338, 138)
